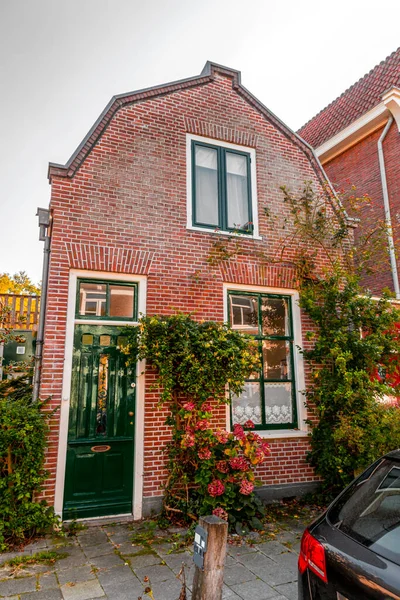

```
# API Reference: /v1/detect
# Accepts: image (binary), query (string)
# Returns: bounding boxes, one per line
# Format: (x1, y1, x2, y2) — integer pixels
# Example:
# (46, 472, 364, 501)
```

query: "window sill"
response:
(258, 429, 309, 439)
(187, 225, 262, 241)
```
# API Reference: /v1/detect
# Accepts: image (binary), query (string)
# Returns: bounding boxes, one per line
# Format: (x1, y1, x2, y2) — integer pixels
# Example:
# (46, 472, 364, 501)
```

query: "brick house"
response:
(41, 62, 347, 521)
(298, 47, 400, 297)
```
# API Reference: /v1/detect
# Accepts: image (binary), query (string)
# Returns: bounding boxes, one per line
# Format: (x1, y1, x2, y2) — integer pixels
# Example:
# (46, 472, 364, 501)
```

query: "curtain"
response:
(195, 146, 219, 225)
(226, 153, 249, 229)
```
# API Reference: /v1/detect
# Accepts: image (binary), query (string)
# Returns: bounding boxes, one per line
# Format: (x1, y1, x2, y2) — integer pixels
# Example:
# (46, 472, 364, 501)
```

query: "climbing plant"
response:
(122, 314, 270, 531)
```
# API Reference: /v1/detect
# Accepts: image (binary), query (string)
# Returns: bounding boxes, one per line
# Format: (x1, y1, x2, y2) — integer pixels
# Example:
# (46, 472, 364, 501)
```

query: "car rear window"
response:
(327, 457, 400, 566)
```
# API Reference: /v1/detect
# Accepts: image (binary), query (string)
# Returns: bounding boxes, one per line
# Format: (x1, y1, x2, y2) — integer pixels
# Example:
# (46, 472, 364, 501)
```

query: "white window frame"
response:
(186, 133, 261, 239)
(223, 283, 308, 439)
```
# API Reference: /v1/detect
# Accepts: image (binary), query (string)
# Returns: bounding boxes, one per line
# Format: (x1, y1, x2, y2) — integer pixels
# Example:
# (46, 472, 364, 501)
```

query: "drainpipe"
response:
(377, 116, 400, 299)
(32, 208, 51, 402)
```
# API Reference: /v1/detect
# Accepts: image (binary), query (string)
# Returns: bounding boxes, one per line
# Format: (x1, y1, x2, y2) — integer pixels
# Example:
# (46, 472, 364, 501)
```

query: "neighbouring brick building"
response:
(299, 47, 400, 297)
(41, 62, 349, 521)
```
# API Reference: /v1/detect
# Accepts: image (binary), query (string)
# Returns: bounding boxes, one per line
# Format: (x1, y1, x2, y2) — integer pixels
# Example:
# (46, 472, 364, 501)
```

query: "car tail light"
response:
(298, 529, 328, 583)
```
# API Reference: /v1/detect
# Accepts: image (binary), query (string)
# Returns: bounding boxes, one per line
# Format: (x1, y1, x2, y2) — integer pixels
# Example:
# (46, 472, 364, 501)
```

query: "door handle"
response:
(128, 411, 134, 417)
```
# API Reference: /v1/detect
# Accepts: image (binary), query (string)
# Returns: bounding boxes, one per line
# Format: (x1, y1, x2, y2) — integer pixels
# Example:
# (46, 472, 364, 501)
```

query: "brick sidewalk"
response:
(0, 516, 307, 600)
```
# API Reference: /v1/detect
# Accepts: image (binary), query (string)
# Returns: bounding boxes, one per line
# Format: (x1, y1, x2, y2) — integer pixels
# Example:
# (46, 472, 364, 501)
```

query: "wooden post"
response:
(191, 515, 228, 600)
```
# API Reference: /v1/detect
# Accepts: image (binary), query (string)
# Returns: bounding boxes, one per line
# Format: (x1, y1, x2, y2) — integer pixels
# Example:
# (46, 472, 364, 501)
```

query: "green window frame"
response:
(228, 290, 298, 430)
(192, 140, 253, 234)
(76, 279, 138, 321)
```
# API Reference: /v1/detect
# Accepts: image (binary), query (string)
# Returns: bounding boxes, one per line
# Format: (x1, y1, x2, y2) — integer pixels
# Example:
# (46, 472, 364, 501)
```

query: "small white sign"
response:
(16, 347, 26, 355)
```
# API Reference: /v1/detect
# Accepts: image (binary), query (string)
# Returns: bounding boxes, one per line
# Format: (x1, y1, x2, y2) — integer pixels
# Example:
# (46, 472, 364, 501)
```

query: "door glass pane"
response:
(195, 145, 219, 226)
(263, 340, 291, 380)
(264, 382, 293, 424)
(231, 382, 262, 425)
(262, 297, 290, 336)
(226, 153, 249, 230)
(79, 283, 107, 317)
(109, 285, 134, 318)
(99, 335, 111, 346)
(81, 334, 93, 346)
(229, 295, 259, 334)
(96, 354, 108, 436)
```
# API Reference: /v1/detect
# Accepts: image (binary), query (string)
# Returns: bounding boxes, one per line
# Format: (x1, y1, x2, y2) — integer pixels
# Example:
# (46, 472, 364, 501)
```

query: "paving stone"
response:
(256, 541, 289, 556)
(237, 551, 276, 571)
(105, 532, 132, 545)
(21, 590, 63, 600)
(227, 545, 258, 559)
(96, 565, 138, 588)
(54, 551, 88, 571)
(159, 551, 192, 571)
(113, 543, 144, 557)
(223, 565, 257, 586)
(274, 581, 298, 600)
(57, 565, 95, 586)
(24, 540, 49, 554)
(230, 578, 280, 599)
(222, 585, 242, 599)
(248, 562, 297, 587)
(128, 553, 161, 569)
(89, 553, 124, 569)
(77, 533, 108, 548)
(134, 563, 175, 584)
(60, 579, 105, 600)
(81, 545, 114, 560)
(38, 573, 58, 590)
(0, 596, 19, 600)
(95, 580, 143, 600)
(0, 575, 37, 596)
(270, 551, 298, 571)
(148, 577, 183, 600)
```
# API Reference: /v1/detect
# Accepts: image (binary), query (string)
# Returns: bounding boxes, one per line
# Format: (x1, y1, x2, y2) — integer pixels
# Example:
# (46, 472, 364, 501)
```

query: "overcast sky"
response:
(1, 0, 399, 284)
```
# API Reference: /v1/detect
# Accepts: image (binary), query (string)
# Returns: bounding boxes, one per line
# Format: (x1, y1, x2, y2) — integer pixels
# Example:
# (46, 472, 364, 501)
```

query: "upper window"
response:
(228, 291, 297, 430)
(192, 140, 253, 234)
(76, 280, 137, 321)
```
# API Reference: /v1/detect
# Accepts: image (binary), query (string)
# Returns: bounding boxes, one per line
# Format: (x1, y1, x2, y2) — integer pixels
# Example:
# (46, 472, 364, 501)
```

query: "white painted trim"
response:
(186, 133, 260, 239)
(382, 86, 400, 132)
(315, 103, 389, 164)
(222, 282, 308, 438)
(54, 269, 147, 520)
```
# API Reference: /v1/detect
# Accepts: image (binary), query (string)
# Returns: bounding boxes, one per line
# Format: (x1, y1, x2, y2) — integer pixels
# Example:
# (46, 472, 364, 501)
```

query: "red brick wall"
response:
(40, 69, 337, 507)
(323, 121, 400, 295)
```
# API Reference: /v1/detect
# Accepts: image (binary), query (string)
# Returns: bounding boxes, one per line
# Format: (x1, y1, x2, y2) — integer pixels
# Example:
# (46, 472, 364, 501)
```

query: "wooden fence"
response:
(0, 294, 40, 331)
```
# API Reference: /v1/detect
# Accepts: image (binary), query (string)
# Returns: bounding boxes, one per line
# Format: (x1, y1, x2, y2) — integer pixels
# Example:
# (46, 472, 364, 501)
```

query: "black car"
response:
(298, 450, 400, 599)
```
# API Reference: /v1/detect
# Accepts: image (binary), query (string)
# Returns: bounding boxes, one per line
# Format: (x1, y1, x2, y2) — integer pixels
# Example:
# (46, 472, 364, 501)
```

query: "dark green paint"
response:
(63, 324, 135, 519)
(75, 279, 138, 321)
(227, 290, 298, 430)
(191, 140, 253, 234)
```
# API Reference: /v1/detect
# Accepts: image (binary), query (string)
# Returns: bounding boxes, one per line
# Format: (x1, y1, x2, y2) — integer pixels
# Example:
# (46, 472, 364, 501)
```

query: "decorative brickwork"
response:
(65, 242, 155, 274)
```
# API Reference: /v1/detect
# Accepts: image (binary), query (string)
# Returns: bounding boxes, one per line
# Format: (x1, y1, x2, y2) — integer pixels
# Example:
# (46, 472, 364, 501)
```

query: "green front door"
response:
(64, 325, 135, 519)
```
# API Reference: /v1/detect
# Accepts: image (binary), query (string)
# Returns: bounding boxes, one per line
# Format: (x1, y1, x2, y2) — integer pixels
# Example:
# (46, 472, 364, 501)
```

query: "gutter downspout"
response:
(377, 116, 400, 299)
(32, 208, 51, 402)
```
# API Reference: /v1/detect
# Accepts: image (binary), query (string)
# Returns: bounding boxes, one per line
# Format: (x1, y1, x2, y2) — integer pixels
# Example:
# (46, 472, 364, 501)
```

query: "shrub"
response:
(0, 376, 58, 550)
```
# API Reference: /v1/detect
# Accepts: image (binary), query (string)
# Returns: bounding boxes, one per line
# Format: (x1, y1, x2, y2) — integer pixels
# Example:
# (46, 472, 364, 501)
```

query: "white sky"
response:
(1, 0, 399, 283)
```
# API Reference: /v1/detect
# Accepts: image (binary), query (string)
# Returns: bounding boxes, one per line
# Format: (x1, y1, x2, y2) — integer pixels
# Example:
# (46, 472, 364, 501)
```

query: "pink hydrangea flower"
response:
(215, 429, 229, 444)
(201, 402, 212, 412)
(233, 423, 246, 440)
(229, 456, 249, 471)
(181, 433, 195, 448)
(198, 448, 212, 460)
(208, 479, 225, 497)
(239, 479, 254, 495)
(243, 419, 255, 429)
(261, 442, 271, 455)
(195, 419, 210, 430)
(183, 402, 195, 412)
(216, 460, 229, 473)
(212, 507, 228, 521)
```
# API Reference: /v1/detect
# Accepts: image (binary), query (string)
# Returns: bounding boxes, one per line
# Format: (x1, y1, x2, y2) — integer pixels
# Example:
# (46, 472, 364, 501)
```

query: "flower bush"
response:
(122, 313, 268, 532)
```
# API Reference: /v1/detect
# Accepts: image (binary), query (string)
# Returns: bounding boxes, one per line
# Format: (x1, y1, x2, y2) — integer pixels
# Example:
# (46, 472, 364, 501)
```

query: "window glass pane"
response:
(195, 146, 219, 226)
(232, 382, 262, 425)
(99, 335, 111, 346)
(264, 382, 292, 424)
(79, 283, 106, 317)
(226, 153, 249, 230)
(263, 340, 291, 380)
(81, 334, 93, 346)
(328, 459, 400, 566)
(109, 285, 134, 318)
(229, 295, 259, 334)
(262, 297, 290, 336)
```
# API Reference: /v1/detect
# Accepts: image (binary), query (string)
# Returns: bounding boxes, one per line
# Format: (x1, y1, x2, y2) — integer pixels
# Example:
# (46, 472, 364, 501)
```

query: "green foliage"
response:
(122, 313, 260, 404)
(122, 314, 268, 530)
(0, 376, 59, 550)
(1, 550, 69, 569)
(300, 270, 400, 494)
(0, 271, 41, 295)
